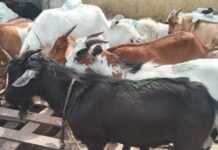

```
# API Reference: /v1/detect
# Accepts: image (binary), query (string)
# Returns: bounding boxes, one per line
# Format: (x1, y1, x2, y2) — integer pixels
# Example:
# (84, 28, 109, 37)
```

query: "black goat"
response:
(2, 0, 42, 20)
(5, 50, 217, 150)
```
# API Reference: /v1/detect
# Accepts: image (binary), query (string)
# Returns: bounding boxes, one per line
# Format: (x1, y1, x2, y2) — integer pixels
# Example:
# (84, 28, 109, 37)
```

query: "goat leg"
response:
(18, 100, 32, 120)
(122, 145, 131, 150)
(122, 145, 150, 150)
(60, 120, 68, 149)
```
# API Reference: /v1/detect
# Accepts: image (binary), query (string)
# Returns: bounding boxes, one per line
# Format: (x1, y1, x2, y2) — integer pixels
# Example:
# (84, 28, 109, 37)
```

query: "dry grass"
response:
(83, 0, 218, 21)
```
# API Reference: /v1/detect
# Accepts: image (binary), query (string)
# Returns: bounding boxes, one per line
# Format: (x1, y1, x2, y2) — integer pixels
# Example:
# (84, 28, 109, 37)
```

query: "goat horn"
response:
(19, 49, 42, 64)
(0, 46, 12, 61)
(175, 8, 182, 16)
(87, 32, 104, 39)
(63, 25, 77, 38)
(0, 73, 8, 95)
(85, 39, 108, 48)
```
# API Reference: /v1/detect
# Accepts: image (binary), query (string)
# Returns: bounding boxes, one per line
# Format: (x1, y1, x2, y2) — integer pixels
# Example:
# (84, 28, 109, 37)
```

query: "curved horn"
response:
(0, 73, 8, 95)
(85, 39, 108, 48)
(175, 8, 182, 16)
(0, 46, 12, 61)
(63, 25, 77, 38)
(19, 49, 42, 64)
(87, 32, 104, 39)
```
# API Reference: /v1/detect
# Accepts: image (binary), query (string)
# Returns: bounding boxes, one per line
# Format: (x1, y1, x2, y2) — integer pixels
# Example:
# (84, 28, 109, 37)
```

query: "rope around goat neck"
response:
(61, 78, 82, 150)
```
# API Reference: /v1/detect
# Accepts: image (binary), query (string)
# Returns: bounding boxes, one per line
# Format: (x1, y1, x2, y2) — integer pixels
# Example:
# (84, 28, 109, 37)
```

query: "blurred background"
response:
(2, 0, 218, 21)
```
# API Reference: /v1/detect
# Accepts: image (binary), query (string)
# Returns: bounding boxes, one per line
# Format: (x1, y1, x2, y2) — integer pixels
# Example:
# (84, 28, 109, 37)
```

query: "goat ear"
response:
(12, 70, 38, 87)
(92, 45, 103, 56)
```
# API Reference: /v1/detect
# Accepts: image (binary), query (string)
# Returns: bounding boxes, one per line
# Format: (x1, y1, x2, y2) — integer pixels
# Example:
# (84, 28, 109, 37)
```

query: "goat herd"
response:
(1, 0, 218, 150)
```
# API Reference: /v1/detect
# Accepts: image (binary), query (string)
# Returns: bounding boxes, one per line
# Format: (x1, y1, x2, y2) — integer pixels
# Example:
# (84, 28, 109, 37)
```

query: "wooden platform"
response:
(0, 107, 63, 150)
(0, 107, 218, 150)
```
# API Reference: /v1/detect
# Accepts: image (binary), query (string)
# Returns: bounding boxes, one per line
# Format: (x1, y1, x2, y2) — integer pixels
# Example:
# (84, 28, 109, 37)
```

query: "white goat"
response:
(0, 2, 18, 23)
(20, 1, 110, 54)
(126, 59, 218, 101)
(111, 15, 169, 43)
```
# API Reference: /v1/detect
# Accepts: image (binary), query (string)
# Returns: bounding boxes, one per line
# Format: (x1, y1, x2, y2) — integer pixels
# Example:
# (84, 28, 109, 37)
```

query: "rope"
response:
(62, 78, 76, 117)
(61, 78, 83, 150)
(32, 30, 44, 49)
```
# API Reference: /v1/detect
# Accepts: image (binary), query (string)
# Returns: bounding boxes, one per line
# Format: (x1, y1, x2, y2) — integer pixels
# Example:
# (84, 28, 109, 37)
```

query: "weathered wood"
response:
(0, 122, 20, 146)
(26, 114, 62, 127)
(0, 108, 54, 150)
(0, 107, 62, 127)
(0, 127, 63, 150)
(0, 107, 21, 122)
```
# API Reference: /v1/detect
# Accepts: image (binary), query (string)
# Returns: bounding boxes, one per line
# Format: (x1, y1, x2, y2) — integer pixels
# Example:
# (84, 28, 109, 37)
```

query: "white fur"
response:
(20, 2, 110, 54)
(12, 70, 37, 87)
(126, 59, 218, 101)
(110, 16, 169, 43)
(106, 18, 144, 46)
(66, 37, 114, 76)
(62, 0, 82, 9)
(67, 50, 218, 101)
(0, 2, 18, 23)
(202, 136, 213, 150)
(136, 18, 169, 41)
(19, 29, 42, 55)
(16, 23, 32, 43)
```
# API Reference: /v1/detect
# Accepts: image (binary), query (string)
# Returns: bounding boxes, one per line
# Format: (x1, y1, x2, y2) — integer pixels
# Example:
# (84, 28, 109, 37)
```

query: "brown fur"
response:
(168, 15, 218, 50)
(49, 31, 209, 78)
(0, 18, 32, 63)
(0, 18, 32, 91)
(0, 18, 32, 28)
(0, 4, 36, 90)
(48, 35, 124, 78)
(107, 31, 208, 65)
(49, 35, 75, 64)
(0, 26, 21, 56)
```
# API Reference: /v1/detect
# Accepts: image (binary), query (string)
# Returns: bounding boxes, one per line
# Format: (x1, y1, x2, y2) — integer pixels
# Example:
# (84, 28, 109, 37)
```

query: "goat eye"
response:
(115, 21, 119, 25)
(92, 45, 103, 56)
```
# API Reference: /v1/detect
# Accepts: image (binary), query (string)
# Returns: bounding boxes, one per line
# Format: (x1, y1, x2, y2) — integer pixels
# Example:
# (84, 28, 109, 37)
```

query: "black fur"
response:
(5, 51, 216, 150)
(201, 8, 214, 15)
(92, 45, 103, 56)
(1, 0, 42, 20)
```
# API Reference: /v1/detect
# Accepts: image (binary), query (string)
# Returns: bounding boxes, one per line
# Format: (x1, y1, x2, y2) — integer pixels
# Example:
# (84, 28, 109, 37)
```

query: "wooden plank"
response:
(0, 107, 62, 127)
(0, 127, 63, 150)
(26, 114, 62, 127)
(0, 108, 54, 150)
(0, 107, 22, 122)
(0, 122, 20, 145)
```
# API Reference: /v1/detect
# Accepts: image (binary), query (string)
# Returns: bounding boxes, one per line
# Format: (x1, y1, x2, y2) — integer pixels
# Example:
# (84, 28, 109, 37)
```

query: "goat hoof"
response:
(19, 111, 27, 120)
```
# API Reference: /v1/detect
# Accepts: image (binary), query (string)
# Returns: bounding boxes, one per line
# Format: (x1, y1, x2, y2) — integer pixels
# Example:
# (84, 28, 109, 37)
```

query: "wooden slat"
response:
(0, 108, 54, 150)
(26, 114, 62, 127)
(0, 127, 63, 150)
(0, 107, 21, 122)
(0, 107, 62, 127)
(0, 122, 20, 146)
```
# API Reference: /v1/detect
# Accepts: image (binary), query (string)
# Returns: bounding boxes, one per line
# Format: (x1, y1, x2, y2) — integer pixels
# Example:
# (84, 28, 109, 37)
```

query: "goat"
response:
(5, 50, 216, 150)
